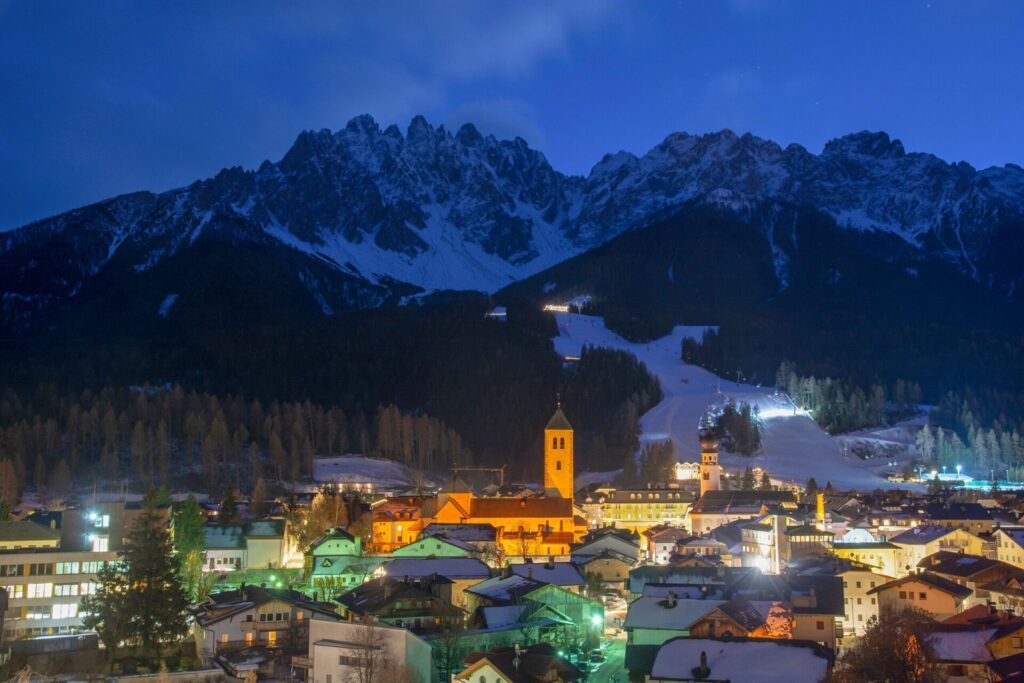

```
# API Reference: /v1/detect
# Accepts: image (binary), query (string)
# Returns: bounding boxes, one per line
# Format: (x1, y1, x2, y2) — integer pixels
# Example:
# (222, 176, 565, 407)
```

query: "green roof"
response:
(546, 407, 572, 430)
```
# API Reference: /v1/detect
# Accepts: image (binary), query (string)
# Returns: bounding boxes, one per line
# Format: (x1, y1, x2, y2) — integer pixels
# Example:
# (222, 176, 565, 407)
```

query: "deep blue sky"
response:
(2, 0, 1022, 230)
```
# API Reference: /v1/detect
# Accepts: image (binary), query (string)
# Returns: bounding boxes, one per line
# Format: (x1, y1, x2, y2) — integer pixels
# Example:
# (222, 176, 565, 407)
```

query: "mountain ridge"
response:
(2, 115, 1023, 330)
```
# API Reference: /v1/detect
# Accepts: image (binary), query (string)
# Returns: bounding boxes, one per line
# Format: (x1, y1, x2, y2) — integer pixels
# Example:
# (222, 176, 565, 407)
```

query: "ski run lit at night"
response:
(3, 2, 1024, 682)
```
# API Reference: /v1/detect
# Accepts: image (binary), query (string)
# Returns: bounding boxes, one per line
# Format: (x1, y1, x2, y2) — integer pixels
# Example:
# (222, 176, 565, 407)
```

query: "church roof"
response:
(470, 497, 574, 519)
(442, 472, 475, 494)
(546, 407, 572, 431)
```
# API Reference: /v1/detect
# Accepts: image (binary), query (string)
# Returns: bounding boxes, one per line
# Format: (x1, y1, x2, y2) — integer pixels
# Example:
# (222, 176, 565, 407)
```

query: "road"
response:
(586, 638, 625, 683)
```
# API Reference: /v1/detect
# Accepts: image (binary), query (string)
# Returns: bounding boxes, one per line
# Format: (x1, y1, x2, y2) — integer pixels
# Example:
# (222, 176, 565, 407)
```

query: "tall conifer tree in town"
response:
(123, 490, 190, 657)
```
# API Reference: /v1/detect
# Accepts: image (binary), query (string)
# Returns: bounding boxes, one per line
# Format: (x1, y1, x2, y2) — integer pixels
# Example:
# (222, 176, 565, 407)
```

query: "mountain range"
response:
(2, 114, 1023, 332)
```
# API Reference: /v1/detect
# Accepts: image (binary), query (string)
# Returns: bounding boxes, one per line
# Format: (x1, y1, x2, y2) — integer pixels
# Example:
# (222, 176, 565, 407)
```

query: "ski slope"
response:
(554, 313, 905, 490)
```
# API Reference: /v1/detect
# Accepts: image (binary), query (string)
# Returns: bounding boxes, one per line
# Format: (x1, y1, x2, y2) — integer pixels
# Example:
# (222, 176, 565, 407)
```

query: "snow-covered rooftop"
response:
(623, 597, 724, 631)
(650, 637, 830, 682)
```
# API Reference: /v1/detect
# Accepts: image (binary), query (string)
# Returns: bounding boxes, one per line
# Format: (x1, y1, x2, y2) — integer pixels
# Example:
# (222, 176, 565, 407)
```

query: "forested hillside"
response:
(0, 297, 661, 509)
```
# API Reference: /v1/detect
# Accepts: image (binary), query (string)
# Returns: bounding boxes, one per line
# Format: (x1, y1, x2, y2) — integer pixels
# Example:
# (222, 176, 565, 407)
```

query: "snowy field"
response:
(554, 313, 911, 490)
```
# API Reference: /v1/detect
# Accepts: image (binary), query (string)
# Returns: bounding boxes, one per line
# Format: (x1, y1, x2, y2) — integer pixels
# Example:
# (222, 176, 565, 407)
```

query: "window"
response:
(296, 611, 303, 621)
(871, 598, 876, 605)
(94, 514, 110, 529)
(857, 614, 864, 621)
(267, 631, 277, 646)
(220, 633, 229, 643)
(1012, 637, 1023, 648)
(55, 584, 79, 597)
(856, 598, 862, 605)
(246, 632, 254, 645)
(919, 592, 927, 600)
(29, 563, 53, 576)
(56, 562, 80, 575)
(480, 677, 487, 683)
(552, 437, 558, 449)
(856, 581, 861, 589)
(27, 583, 53, 598)
(899, 591, 907, 599)
(92, 535, 109, 552)
(559, 437, 565, 449)
(816, 621, 825, 630)
(7, 585, 23, 599)
(52, 603, 77, 619)
(80, 582, 98, 596)
(327, 676, 333, 683)
(556, 461, 562, 471)
(245, 614, 253, 622)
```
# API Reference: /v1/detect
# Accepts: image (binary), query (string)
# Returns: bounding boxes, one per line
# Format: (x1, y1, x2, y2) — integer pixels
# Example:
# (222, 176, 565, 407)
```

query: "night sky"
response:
(3, 0, 1022, 230)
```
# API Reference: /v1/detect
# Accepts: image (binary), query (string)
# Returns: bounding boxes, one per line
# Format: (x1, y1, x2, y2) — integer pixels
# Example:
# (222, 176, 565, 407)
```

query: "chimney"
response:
(694, 651, 710, 678)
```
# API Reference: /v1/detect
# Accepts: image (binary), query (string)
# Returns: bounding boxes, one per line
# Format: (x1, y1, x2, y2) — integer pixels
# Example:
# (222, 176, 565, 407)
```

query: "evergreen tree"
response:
(122, 493, 190, 656)
(759, 471, 772, 491)
(81, 562, 132, 666)
(220, 484, 239, 524)
(740, 466, 756, 491)
(251, 477, 267, 517)
(806, 477, 819, 499)
(84, 492, 190, 664)
(172, 494, 206, 558)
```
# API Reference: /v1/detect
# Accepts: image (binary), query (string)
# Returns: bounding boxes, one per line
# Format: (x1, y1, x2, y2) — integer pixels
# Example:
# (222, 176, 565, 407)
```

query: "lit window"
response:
(27, 583, 53, 598)
(92, 536, 109, 552)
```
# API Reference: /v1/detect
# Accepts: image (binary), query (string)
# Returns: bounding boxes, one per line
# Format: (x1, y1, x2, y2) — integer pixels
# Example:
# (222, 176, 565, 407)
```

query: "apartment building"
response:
(0, 501, 166, 642)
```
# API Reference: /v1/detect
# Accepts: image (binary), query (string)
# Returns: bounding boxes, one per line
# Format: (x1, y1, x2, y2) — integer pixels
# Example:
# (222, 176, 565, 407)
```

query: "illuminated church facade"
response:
(372, 405, 588, 559)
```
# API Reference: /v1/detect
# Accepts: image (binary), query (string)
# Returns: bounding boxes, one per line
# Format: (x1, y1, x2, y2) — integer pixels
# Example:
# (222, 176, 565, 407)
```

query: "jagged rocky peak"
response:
(822, 131, 906, 159)
(2, 114, 1023, 329)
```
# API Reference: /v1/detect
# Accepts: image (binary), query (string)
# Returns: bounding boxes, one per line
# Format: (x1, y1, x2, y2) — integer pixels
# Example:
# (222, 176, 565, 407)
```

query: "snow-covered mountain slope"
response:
(2, 115, 1022, 327)
(552, 312, 910, 490)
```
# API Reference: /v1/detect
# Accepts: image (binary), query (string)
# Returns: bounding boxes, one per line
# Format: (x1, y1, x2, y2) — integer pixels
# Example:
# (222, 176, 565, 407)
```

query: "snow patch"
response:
(553, 312, 909, 490)
(158, 294, 178, 317)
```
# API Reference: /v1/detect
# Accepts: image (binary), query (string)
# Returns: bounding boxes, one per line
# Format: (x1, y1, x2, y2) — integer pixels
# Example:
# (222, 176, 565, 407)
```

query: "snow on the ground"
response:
(554, 313, 908, 490)
(312, 455, 424, 487)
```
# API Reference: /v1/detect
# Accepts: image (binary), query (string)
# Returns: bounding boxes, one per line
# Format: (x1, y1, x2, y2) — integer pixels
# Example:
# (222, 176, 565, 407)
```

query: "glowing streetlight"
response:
(956, 465, 962, 478)
(591, 614, 603, 627)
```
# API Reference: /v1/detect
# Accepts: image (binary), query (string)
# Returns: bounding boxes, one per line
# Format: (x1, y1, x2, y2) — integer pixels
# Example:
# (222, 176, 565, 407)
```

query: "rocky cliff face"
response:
(2, 116, 1022, 328)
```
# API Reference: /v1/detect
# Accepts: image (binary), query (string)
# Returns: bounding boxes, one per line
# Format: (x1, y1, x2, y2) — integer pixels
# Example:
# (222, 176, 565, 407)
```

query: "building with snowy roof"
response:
(646, 637, 832, 683)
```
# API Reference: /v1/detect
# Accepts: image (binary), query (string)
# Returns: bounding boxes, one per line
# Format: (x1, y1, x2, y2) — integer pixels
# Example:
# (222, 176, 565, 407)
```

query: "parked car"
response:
(590, 649, 606, 664)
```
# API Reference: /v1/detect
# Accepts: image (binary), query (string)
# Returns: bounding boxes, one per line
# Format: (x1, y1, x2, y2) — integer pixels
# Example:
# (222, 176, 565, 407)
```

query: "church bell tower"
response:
(699, 430, 721, 497)
(544, 402, 574, 500)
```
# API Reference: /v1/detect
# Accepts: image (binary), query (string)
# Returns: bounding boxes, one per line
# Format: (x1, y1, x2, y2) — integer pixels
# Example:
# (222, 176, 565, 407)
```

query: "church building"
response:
(372, 405, 588, 560)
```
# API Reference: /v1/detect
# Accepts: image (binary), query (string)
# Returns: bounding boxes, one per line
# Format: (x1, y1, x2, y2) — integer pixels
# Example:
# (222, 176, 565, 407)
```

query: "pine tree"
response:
(251, 477, 267, 517)
(759, 471, 773, 491)
(172, 494, 207, 558)
(84, 492, 189, 663)
(806, 477, 819, 499)
(121, 492, 190, 656)
(81, 561, 132, 666)
(220, 484, 239, 524)
(741, 467, 756, 490)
